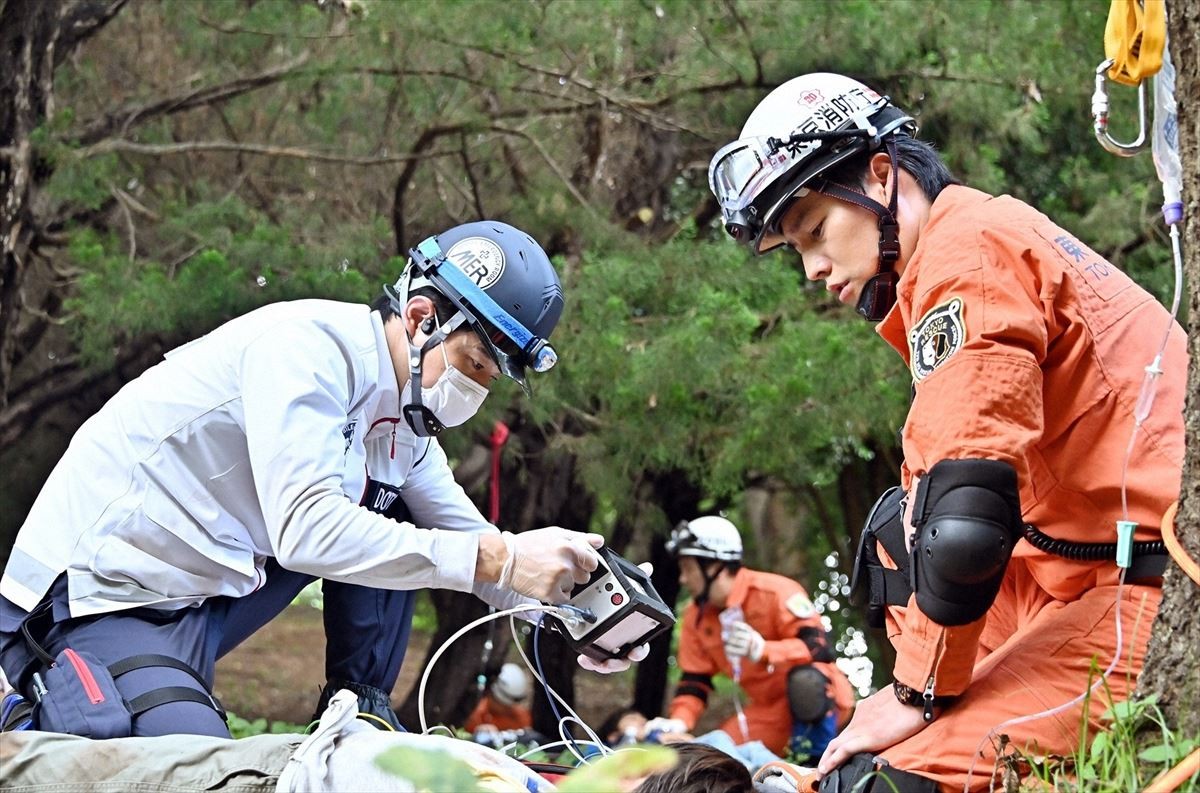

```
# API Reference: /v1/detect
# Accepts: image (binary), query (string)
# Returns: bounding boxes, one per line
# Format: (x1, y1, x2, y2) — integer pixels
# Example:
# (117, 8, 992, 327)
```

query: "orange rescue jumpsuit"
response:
(873, 186, 1185, 791)
(464, 695, 532, 733)
(668, 567, 855, 755)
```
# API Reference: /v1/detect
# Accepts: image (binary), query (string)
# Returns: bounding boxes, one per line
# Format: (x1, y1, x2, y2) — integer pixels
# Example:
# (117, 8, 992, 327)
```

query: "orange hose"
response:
(1142, 747, 1199, 792)
(1160, 503, 1200, 586)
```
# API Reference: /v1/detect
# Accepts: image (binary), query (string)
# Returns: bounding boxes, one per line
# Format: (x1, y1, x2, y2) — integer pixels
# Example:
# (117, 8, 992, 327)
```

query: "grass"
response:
(989, 690, 1199, 793)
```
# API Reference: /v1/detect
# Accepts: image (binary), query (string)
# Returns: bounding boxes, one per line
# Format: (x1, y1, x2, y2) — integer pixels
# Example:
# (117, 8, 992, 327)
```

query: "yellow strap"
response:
(1104, 0, 1166, 86)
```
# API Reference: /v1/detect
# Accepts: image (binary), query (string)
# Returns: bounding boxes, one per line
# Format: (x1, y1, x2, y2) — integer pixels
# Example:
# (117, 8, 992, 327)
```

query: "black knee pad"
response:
(910, 459, 1023, 626)
(787, 665, 832, 724)
(818, 753, 939, 793)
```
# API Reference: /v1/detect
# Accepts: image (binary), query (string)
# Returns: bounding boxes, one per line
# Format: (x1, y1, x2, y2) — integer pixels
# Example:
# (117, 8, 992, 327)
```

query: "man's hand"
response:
(577, 642, 649, 673)
(723, 620, 765, 662)
(817, 685, 931, 777)
(486, 527, 603, 603)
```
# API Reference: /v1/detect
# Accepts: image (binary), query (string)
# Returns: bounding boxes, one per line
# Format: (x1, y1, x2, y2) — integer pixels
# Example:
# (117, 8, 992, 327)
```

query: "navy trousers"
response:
(0, 562, 416, 737)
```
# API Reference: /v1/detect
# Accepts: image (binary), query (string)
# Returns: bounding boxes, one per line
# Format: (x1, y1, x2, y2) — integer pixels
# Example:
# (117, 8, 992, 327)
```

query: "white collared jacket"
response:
(1, 300, 522, 617)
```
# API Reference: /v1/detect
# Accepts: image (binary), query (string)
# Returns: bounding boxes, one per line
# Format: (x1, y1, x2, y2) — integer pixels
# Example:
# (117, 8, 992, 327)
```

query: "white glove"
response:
(497, 527, 603, 604)
(576, 641, 649, 674)
(753, 761, 821, 792)
(723, 620, 765, 662)
(641, 716, 688, 737)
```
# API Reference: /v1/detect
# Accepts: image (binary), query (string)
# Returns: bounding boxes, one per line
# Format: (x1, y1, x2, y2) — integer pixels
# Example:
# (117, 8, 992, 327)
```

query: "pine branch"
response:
(69, 52, 311, 146)
(75, 138, 464, 166)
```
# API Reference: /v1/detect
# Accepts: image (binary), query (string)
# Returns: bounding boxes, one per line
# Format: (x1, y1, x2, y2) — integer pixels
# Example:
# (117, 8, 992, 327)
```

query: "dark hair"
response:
(635, 743, 753, 793)
(820, 134, 958, 201)
(373, 285, 457, 325)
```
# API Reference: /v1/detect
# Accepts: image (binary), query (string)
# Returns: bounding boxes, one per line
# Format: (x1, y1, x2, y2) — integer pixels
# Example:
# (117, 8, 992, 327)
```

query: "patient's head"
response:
(634, 743, 752, 793)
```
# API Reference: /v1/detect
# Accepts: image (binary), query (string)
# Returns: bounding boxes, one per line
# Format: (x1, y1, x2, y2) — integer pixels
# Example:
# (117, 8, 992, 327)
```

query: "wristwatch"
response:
(893, 679, 956, 723)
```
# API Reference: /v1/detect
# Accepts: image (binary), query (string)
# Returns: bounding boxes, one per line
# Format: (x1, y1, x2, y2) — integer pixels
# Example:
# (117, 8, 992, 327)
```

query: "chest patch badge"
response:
(786, 592, 815, 619)
(909, 297, 965, 382)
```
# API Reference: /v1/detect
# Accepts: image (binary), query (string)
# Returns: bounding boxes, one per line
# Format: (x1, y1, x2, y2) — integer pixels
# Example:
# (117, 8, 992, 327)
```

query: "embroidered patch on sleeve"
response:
(786, 592, 816, 619)
(909, 297, 965, 382)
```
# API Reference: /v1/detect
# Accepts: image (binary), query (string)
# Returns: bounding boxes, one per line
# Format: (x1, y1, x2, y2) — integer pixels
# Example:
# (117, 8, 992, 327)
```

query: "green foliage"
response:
(374, 745, 482, 792)
(1013, 690, 1198, 792)
(62, 192, 377, 366)
(555, 745, 677, 793)
(226, 711, 309, 739)
(541, 233, 908, 507)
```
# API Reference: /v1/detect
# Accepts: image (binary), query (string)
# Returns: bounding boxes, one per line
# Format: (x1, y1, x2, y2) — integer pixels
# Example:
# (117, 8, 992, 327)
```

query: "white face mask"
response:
(409, 327, 489, 428)
(421, 362, 488, 428)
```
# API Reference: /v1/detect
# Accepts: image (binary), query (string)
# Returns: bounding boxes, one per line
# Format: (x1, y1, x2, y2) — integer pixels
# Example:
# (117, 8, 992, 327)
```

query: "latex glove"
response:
(753, 761, 822, 793)
(723, 620, 765, 662)
(640, 716, 688, 738)
(577, 641, 649, 674)
(498, 527, 603, 604)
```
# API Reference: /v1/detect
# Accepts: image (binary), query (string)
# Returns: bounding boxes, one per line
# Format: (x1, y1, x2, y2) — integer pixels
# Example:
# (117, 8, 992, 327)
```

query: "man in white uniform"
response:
(0, 221, 632, 737)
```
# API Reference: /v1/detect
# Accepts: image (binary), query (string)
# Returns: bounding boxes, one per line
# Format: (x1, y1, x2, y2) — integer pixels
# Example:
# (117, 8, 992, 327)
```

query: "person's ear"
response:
(403, 296, 436, 337)
(867, 151, 894, 199)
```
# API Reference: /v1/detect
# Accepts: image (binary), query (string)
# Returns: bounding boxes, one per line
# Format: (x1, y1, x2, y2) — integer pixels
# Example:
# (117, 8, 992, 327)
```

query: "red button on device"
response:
(611, 593, 624, 606)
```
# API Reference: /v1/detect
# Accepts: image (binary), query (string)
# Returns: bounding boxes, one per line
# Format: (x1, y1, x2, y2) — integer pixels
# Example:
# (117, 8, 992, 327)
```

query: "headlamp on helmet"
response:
(406, 237, 559, 382)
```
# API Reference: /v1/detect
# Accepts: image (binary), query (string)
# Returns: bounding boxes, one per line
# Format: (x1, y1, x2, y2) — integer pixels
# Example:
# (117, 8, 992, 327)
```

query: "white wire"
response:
(423, 724, 458, 739)
(963, 218, 1184, 792)
(416, 600, 614, 767)
(518, 738, 605, 761)
(509, 616, 612, 760)
(417, 603, 557, 735)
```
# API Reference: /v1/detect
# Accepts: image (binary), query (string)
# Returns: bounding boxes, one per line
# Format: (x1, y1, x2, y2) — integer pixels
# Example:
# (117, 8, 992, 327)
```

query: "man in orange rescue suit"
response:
(643, 516, 853, 762)
(707, 72, 1185, 792)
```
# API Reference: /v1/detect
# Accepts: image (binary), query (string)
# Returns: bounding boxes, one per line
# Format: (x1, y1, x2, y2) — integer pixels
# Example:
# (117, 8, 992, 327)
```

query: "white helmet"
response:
(709, 73, 916, 320)
(492, 663, 529, 706)
(666, 516, 743, 562)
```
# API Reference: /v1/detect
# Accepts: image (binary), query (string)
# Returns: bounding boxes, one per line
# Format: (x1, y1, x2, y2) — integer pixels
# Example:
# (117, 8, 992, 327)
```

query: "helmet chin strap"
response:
(815, 137, 902, 322)
(383, 277, 469, 437)
(692, 560, 728, 625)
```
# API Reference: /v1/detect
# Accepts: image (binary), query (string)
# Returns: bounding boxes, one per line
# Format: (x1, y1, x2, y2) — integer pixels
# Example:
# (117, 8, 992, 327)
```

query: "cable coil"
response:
(1022, 523, 1166, 561)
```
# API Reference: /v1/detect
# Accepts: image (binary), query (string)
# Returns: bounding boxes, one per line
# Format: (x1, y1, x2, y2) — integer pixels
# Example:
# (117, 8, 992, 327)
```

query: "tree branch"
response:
(457, 132, 486, 219)
(69, 52, 311, 145)
(75, 138, 463, 166)
(489, 124, 597, 214)
(194, 14, 354, 40)
(55, 0, 129, 64)
(1, 358, 102, 448)
(722, 0, 763, 87)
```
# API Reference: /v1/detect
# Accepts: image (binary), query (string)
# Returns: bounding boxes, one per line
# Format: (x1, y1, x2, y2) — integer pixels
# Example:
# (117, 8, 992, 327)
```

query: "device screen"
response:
(594, 611, 661, 654)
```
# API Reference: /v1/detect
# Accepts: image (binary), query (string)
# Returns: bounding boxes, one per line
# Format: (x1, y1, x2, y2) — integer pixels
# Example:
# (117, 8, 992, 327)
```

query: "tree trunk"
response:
(1, 0, 125, 398)
(631, 470, 704, 719)
(1137, 0, 1200, 741)
(394, 588, 496, 730)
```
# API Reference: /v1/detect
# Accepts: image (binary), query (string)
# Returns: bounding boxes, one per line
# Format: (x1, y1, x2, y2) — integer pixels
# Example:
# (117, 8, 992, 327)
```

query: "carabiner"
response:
(1092, 58, 1148, 157)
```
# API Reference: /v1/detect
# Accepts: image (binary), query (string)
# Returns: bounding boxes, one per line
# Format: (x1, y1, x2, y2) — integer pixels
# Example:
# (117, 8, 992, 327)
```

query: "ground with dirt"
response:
(214, 604, 734, 736)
